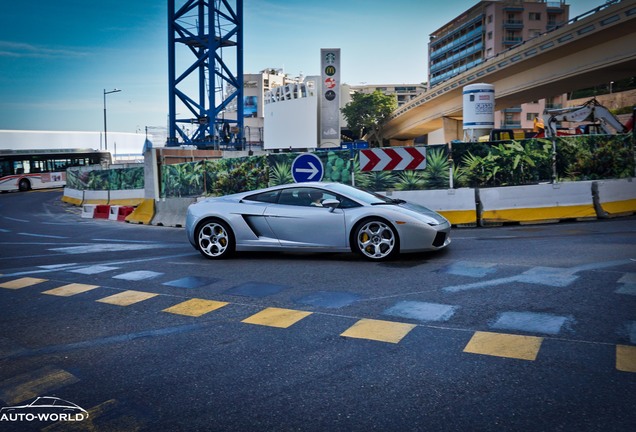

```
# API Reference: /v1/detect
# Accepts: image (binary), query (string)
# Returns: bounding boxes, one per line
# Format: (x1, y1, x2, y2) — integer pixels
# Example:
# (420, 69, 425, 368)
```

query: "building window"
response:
(487, 31, 493, 40)
(529, 12, 541, 21)
(526, 113, 539, 121)
(488, 14, 493, 24)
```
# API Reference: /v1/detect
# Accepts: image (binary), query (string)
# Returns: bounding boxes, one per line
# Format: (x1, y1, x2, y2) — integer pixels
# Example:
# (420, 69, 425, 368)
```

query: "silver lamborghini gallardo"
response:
(185, 182, 451, 261)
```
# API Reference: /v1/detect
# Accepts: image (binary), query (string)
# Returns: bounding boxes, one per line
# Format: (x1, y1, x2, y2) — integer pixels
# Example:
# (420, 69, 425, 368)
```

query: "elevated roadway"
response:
(382, 0, 636, 142)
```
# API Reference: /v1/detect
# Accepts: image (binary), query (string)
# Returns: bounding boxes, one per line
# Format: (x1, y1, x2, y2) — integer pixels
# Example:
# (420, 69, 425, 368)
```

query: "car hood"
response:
(394, 201, 449, 226)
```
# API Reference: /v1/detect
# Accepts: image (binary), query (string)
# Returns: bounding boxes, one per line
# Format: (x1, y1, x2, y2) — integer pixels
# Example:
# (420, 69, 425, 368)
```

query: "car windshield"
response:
(324, 183, 404, 205)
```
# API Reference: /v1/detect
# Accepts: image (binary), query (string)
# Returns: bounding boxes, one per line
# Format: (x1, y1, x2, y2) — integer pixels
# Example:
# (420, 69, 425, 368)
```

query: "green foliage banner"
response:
(160, 134, 634, 196)
(68, 134, 634, 196)
(160, 155, 269, 198)
(66, 166, 144, 190)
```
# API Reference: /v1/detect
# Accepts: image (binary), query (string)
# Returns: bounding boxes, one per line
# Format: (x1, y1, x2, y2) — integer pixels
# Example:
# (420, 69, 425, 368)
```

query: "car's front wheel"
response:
(196, 219, 235, 259)
(353, 218, 399, 261)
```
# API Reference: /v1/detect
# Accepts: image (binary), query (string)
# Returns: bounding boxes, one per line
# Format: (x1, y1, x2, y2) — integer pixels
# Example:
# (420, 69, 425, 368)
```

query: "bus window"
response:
(31, 160, 45, 173)
(14, 160, 31, 174)
(0, 160, 10, 177)
(52, 159, 70, 170)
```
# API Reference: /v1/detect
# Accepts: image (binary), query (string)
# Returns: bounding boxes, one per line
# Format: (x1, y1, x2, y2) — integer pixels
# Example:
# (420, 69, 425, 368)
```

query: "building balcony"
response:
(503, 36, 523, 46)
(503, 20, 524, 29)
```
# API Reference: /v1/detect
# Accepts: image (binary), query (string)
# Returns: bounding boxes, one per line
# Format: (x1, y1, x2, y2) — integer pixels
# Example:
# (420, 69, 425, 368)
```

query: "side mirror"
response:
(321, 199, 340, 212)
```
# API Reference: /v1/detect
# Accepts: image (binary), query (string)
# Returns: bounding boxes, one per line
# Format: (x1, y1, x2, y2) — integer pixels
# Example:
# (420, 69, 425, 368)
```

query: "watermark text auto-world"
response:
(0, 396, 89, 423)
(0, 411, 88, 422)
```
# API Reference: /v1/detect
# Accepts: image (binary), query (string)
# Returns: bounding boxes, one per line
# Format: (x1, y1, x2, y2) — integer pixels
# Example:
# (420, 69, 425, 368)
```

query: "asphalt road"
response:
(0, 189, 635, 431)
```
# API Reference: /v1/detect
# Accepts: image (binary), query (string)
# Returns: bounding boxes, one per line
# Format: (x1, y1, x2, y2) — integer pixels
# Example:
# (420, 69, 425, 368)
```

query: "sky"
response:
(0, 0, 607, 134)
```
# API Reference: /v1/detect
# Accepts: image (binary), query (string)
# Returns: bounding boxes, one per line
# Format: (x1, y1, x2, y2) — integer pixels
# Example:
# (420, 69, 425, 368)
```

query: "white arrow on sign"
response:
(295, 162, 319, 180)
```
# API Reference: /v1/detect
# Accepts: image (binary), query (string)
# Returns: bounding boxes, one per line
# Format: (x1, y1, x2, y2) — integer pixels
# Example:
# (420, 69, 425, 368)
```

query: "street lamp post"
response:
(103, 88, 122, 151)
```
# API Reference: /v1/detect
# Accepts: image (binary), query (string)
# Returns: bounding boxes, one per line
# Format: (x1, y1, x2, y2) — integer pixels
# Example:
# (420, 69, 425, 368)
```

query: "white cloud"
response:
(0, 41, 88, 58)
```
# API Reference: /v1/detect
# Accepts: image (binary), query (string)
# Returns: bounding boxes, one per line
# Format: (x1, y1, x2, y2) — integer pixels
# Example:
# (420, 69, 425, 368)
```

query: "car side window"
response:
(334, 194, 361, 209)
(277, 188, 312, 206)
(244, 190, 280, 203)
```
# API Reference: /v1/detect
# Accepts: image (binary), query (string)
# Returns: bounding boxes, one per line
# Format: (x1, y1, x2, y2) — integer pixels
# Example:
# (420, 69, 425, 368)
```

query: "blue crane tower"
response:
(167, 0, 243, 149)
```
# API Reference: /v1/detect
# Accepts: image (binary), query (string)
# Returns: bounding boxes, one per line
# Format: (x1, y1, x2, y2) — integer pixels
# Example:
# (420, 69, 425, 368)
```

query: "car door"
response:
(264, 187, 347, 249)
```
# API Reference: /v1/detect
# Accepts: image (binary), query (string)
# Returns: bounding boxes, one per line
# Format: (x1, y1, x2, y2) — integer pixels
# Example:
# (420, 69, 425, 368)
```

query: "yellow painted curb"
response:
(61, 195, 83, 206)
(109, 198, 145, 206)
(601, 199, 636, 216)
(83, 198, 109, 205)
(125, 199, 154, 224)
(439, 209, 477, 226)
(482, 204, 596, 224)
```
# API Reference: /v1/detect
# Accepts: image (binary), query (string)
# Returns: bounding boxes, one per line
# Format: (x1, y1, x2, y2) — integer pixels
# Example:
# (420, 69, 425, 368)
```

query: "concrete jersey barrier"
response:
(389, 188, 477, 226)
(478, 182, 597, 224)
(151, 198, 197, 227)
(595, 178, 636, 217)
(64, 177, 636, 228)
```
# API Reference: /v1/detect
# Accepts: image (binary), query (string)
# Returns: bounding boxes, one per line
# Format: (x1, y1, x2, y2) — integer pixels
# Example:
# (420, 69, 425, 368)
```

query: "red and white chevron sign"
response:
(359, 147, 427, 172)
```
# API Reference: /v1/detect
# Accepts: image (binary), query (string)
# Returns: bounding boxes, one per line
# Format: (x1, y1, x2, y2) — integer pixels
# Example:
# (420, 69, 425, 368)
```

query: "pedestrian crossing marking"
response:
(242, 307, 312, 328)
(341, 319, 416, 344)
(96, 290, 159, 306)
(464, 331, 543, 361)
(0, 277, 48, 290)
(163, 298, 229, 317)
(42, 283, 100, 297)
(0, 366, 79, 405)
(616, 345, 636, 372)
(0, 271, 632, 373)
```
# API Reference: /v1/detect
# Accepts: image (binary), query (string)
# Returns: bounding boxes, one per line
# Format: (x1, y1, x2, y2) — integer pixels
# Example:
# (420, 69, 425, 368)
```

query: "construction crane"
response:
(167, 0, 243, 149)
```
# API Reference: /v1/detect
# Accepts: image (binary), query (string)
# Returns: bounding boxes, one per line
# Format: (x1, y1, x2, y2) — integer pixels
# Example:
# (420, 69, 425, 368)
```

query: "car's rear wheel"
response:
(196, 219, 235, 259)
(353, 218, 399, 261)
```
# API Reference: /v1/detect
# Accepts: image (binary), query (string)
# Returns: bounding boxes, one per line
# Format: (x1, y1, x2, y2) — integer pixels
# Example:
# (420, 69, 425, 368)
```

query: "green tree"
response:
(341, 90, 397, 147)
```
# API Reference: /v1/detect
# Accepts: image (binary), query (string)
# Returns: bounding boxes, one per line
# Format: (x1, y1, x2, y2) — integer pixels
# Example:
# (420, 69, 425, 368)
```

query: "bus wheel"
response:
(18, 178, 31, 191)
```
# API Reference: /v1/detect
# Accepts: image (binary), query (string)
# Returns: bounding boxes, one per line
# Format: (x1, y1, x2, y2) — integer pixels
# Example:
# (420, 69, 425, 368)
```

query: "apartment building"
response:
(428, 0, 569, 130)
(225, 68, 298, 145)
(346, 83, 427, 108)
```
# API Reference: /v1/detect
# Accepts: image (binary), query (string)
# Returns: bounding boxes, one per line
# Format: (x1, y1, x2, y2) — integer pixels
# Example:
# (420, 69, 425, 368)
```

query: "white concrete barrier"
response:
(389, 188, 477, 225)
(83, 190, 110, 205)
(152, 198, 197, 227)
(61, 187, 84, 206)
(479, 182, 597, 224)
(109, 189, 145, 206)
(595, 178, 636, 217)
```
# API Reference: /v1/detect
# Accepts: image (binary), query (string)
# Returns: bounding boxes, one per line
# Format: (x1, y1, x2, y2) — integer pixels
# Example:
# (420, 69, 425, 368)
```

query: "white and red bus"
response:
(0, 149, 111, 192)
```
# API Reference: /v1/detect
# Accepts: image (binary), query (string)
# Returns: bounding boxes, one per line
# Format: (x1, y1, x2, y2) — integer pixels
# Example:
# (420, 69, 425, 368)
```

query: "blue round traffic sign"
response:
(292, 153, 324, 183)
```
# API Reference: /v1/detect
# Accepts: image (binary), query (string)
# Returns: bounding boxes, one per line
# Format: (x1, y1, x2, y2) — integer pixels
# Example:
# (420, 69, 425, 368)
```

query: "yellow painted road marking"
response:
(96, 290, 158, 306)
(616, 345, 636, 372)
(242, 307, 312, 328)
(0, 366, 79, 405)
(464, 331, 543, 361)
(341, 319, 416, 344)
(0, 277, 48, 290)
(163, 298, 229, 317)
(42, 283, 100, 297)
